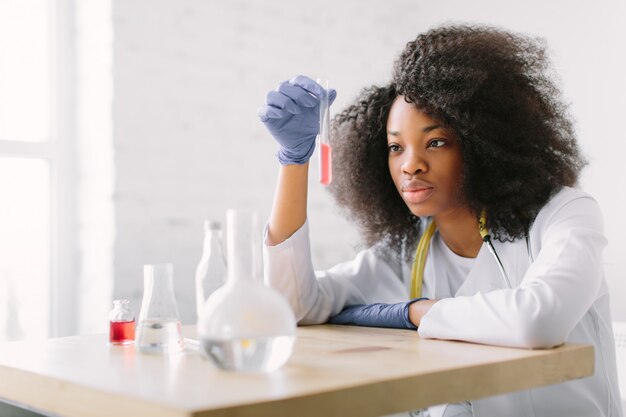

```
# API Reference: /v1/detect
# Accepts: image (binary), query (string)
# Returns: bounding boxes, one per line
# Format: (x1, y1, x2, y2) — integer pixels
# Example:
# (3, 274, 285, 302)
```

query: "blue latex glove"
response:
(328, 298, 429, 330)
(258, 75, 337, 165)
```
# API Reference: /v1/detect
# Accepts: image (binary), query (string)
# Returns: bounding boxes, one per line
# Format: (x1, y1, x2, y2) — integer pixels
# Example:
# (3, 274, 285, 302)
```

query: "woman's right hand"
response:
(258, 75, 336, 165)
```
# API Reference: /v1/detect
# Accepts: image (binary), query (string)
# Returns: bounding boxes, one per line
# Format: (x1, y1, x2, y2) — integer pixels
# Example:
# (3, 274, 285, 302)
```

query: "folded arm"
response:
(329, 297, 433, 329)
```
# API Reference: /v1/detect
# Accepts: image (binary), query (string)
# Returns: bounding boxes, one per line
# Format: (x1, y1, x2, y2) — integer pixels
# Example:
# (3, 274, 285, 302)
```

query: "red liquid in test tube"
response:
(317, 78, 332, 185)
(320, 142, 332, 185)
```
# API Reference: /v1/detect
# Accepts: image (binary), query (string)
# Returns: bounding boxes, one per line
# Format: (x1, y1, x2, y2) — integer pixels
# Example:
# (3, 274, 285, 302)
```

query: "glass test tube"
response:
(317, 78, 332, 185)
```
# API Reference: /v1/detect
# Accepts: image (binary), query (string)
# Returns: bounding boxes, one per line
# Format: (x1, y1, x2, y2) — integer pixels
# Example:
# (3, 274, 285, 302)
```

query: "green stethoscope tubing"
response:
(410, 210, 513, 299)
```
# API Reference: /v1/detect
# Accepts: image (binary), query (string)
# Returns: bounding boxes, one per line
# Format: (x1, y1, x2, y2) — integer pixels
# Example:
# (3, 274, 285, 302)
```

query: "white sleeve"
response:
(263, 220, 408, 325)
(418, 194, 607, 348)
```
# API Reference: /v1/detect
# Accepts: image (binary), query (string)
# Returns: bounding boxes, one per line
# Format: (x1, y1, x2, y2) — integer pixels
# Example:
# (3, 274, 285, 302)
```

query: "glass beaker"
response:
(197, 209, 296, 372)
(136, 263, 184, 354)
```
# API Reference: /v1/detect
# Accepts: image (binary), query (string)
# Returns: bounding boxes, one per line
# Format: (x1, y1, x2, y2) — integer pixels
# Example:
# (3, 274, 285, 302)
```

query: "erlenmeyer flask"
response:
(136, 263, 184, 354)
(197, 209, 296, 372)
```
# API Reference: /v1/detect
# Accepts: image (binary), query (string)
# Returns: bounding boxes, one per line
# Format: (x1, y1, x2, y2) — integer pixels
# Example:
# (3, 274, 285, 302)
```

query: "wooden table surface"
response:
(0, 324, 593, 417)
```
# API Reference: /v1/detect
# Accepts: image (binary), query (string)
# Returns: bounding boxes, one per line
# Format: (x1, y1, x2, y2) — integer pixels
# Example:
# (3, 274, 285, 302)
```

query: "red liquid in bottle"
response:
(320, 142, 332, 185)
(109, 320, 135, 345)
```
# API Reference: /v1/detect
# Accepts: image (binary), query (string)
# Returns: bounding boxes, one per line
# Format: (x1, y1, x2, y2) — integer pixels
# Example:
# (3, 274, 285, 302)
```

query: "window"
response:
(0, 0, 75, 340)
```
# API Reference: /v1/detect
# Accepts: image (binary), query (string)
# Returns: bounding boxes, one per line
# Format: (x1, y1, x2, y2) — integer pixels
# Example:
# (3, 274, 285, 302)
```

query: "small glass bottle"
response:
(195, 221, 227, 320)
(109, 299, 135, 345)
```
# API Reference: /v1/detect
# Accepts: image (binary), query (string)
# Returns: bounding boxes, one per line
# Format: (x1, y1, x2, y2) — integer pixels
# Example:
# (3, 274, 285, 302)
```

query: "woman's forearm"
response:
(266, 163, 309, 246)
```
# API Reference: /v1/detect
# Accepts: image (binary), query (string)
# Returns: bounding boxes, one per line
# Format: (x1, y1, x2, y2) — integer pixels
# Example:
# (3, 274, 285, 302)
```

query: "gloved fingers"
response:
(277, 81, 317, 108)
(265, 90, 301, 115)
(287, 75, 337, 106)
(257, 105, 287, 122)
(328, 304, 365, 324)
(289, 75, 325, 98)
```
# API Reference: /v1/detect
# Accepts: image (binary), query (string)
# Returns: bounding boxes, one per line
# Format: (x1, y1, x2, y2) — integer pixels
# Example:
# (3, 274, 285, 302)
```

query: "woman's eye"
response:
(428, 139, 446, 148)
(388, 144, 402, 153)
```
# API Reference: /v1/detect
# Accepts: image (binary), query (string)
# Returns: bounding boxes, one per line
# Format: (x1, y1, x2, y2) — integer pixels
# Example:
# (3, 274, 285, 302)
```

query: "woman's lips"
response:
(402, 187, 434, 204)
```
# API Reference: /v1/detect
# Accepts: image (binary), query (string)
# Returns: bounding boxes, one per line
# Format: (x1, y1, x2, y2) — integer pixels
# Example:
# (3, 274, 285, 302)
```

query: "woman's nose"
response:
(401, 149, 427, 175)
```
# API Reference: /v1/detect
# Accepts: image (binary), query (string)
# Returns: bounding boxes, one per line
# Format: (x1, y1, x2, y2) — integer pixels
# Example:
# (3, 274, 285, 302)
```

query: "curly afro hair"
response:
(329, 24, 586, 255)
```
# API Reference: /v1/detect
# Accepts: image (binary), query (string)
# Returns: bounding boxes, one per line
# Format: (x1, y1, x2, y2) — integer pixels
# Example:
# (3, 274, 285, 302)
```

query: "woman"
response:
(258, 25, 622, 417)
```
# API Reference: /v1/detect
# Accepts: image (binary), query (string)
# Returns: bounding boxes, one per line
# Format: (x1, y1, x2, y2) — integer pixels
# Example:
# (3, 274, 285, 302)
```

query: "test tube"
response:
(317, 78, 332, 186)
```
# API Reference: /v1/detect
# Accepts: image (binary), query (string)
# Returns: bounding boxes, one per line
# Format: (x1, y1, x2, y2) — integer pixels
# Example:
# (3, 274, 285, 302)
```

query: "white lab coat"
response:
(264, 187, 623, 417)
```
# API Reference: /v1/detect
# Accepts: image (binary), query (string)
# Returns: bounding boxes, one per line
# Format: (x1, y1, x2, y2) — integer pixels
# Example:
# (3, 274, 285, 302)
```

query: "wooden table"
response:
(0, 325, 593, 417)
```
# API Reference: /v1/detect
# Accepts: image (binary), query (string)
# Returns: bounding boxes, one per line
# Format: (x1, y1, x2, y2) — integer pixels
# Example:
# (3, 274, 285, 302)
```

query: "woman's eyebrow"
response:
(422, 124, 442, 133)
(387, 125, 444, 136)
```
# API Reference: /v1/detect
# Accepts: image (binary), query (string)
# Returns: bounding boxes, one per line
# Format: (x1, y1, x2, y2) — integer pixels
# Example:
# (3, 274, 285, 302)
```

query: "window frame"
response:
(0, 0, 77, 338)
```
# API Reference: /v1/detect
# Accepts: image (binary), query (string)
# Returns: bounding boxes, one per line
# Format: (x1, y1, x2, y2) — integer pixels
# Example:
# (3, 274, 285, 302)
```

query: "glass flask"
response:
(109, 299, 135, 345)
(195, 221, 227, 320)
(136, 263, 184, 354)
(197, 209, 296, 372)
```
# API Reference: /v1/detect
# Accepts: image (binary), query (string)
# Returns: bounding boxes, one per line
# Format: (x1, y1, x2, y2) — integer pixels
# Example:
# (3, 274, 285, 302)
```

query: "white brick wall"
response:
(112, 0, 428, 323)
(76, 0, 115, 334)
(110, 0, 626, 324)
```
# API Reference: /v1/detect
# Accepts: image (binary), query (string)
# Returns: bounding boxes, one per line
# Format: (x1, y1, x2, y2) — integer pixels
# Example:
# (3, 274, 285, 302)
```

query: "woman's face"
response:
(387, 96, 465, 218)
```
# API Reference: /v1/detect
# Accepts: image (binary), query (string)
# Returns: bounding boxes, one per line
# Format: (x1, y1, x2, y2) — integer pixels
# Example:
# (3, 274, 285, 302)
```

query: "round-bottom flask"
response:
(197, 209, 296, 372)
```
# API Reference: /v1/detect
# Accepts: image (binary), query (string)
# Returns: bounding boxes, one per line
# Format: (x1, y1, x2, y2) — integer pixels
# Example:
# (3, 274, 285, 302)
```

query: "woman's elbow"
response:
(513, 314, 568, 349)
(517, 329, 566, 349)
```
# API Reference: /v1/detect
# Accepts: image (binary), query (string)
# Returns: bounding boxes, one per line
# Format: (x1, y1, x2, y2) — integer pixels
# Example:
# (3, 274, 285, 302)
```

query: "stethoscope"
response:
(410, 210, 516, 299)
